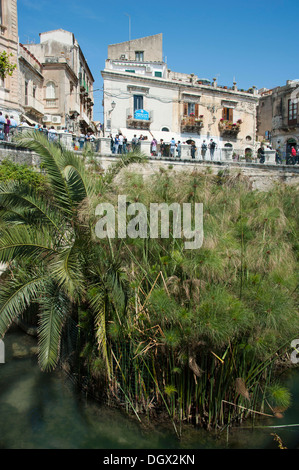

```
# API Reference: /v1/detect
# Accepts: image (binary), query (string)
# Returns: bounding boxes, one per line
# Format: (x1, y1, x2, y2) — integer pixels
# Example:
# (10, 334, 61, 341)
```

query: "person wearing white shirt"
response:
(118, 133, 124, 154)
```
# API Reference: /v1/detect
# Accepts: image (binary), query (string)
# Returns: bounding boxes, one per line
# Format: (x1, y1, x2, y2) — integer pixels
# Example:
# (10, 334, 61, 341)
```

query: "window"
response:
(183, 102, 199, 117)
(125, 69, 136, 73)
(25, 80, 29, 106)
(222, 107, 233, 122)
(33, 85, 36, 99)
(134, 95, 143, 112)
(161, 127, 170, 132)
(0, 77, 4, 88)
(46, 82, 56, 99)
(155, 71, 162, 78)
(288, 99, 297, 124)
(0, 0, 2, 25)
(135, 51, 144, 62)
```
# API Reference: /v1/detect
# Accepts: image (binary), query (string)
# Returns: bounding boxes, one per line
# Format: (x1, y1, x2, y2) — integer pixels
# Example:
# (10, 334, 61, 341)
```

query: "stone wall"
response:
(0, 142, 298, 192)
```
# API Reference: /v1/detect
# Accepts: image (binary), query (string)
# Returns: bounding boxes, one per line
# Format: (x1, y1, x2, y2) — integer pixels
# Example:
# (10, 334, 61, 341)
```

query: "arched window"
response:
(161, 127, 170, 132)
(224, 143, 233, 148)
(46, 82, 56, 99)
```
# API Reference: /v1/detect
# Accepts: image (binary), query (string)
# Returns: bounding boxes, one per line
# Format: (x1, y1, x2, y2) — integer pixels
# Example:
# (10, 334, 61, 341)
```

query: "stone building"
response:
(257, 80, 299, 158)
(102, 34, 259, 158)
(18, 43, 44, 124)
(25, 29, 95, 133)
(0, 0, 19, 121)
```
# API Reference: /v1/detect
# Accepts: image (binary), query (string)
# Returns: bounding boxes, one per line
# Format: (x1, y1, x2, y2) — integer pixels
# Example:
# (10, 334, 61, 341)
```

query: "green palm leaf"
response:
(15, 132, 73, 214)
(37, 282, 71, 371)
(0, 181, 66, 236)
(0, 272, 45, 337)
(0, 225, 55, 263)
(49, 244, 85, 300)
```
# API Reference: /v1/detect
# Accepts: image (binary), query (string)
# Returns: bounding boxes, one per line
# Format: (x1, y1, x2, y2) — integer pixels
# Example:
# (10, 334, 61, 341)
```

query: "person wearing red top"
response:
(291, 146, 297, 165)
(4, 115, 10, 142)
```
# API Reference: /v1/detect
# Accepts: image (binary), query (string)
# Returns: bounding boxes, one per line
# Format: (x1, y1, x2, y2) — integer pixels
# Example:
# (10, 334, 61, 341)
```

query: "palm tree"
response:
(0, 132, 145, 372)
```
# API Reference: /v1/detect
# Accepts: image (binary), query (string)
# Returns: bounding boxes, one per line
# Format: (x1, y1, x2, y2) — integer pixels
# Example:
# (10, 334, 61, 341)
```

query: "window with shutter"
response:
(183, 103, 188, 116)
(288, 99, 297, 125)
(195, 104, 199, 118)
(222, 107, 233, 122)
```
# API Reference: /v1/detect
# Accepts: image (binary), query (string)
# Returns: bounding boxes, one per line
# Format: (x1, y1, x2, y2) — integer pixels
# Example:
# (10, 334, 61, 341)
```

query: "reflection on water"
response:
(0, 329, 298, 449)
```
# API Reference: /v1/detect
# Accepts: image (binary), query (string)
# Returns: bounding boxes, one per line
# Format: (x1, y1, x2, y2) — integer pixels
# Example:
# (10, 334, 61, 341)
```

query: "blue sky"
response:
(18, 0, 299, 122)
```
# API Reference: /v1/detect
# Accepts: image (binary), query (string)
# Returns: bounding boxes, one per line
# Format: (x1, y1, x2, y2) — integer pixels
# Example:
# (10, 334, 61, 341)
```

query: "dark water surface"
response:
(0, 329, 298, 450)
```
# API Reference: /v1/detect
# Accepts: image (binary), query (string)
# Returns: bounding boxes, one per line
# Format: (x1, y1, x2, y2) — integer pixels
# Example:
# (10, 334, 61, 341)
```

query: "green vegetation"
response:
(0, 159, 46, 191)
(0, 134, 298, 435)
(0, 51, 17, 80)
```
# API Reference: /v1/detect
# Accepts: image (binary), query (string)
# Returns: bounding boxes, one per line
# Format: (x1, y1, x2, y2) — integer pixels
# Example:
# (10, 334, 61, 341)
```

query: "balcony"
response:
(126, 108, 153, 130)
(24, 95, 44, 116)
(219, 120, 241, 136)
(79, 74, 89, 95)
(45, 98, 58, 109)
(181, 115, 204, 133)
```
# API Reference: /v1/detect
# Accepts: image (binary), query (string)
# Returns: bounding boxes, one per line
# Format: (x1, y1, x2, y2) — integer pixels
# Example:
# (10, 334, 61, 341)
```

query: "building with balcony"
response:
(0, 0, 20, 121)
(18, 43, 44, 124)
(25, 29, 95, 133)
(101, 34, 258, 155)
(257, 80, 299, 156)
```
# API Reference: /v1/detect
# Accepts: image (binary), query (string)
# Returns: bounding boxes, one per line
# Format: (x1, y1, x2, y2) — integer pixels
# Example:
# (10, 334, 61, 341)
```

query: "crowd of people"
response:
(0, 112, 18, 141)
(0, 111, 97, 150)
(2, 113, 299, 165)
(150, 137, 217, 160)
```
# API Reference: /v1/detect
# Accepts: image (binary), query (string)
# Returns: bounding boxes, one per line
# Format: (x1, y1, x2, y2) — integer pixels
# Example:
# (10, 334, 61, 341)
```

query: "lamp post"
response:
(108, 101, 116, 135)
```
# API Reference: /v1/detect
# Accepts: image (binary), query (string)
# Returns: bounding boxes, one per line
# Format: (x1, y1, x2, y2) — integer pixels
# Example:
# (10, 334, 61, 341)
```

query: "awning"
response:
(22, 115, 39, 126)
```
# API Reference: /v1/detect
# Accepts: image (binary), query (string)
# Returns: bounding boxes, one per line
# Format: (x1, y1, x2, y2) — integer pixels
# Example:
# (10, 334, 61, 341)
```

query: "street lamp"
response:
(108, 101, 116, 134)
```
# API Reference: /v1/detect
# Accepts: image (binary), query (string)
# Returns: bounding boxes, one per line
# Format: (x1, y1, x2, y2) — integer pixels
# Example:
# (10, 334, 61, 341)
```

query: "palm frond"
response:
(15, 132, 73, 214)
(59, 150, 96, 203)
(0, 225, 55, 263)
(0, 272, 45, 337)
(0, 180, 66, 236)
(49, 244, 85, 300)
(37, 282, 71, 371)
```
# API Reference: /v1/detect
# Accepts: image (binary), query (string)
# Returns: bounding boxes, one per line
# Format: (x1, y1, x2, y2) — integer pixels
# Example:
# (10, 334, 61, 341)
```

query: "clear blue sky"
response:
(18, 0, 299, 122)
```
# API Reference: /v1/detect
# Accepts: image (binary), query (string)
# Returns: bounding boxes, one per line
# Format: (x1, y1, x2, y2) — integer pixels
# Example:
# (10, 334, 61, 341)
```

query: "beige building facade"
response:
(0, 0, 19, 120)
(102, 34, 259, 158)
(26, 29, 95, 133)
(258, 80, 299, 159)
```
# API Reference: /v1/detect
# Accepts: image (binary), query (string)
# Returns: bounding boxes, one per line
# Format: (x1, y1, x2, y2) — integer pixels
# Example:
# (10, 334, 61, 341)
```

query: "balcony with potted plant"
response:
(219, 118, 242, 136)
(181, 113, 204, 133)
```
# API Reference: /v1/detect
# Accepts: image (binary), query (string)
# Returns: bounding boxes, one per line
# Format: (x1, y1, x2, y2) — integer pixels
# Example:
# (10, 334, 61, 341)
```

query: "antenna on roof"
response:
(124, 13, 131, 42)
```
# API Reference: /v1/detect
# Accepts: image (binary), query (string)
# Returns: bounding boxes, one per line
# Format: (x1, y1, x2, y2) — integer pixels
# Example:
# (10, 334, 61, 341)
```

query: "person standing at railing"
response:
(191, 141, 197, 159)
(9, 116, 17, 140)
(170, 137, 176, 158)
(118, 133, 124, 154)
(79, 133, 86, 150)
(201, 140, 207, 160)
(275, 146, 282, 165)
(123, 136, 128, 154)
(209, 139, 216, 160)
(151, 137, 157, 156)
(48, 126, 57, 143)
(113, 134, 120, 154)
(177, 141, 181, 158)
(132, 135, 139, 152)
(259, 145, 265, 164)
(4, 115, 11, 142)
(0, 112, 5, 140)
